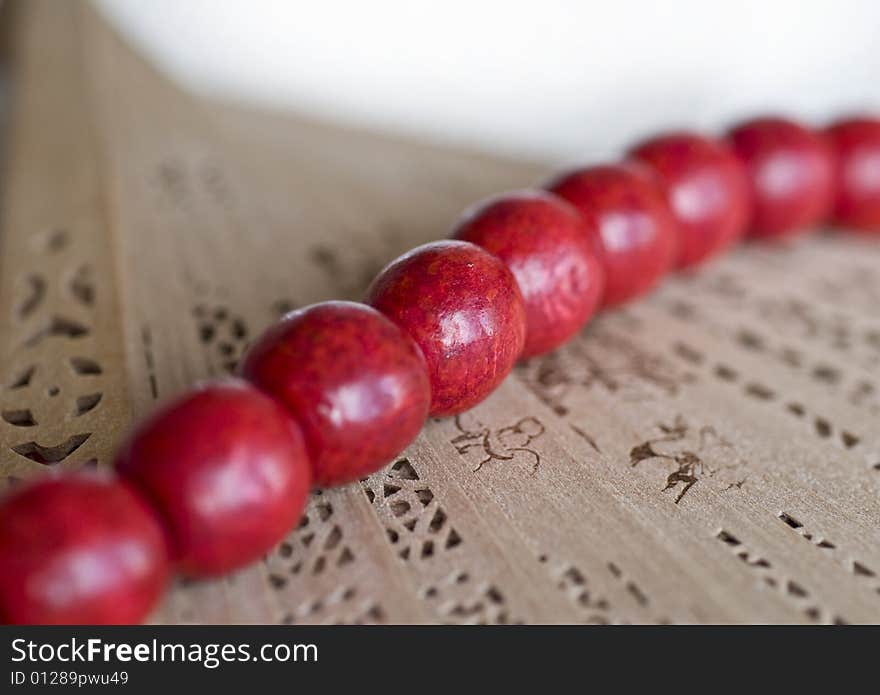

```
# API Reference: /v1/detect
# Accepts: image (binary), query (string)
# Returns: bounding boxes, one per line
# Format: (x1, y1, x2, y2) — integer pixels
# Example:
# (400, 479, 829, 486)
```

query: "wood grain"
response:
(0, 0, 878, 623)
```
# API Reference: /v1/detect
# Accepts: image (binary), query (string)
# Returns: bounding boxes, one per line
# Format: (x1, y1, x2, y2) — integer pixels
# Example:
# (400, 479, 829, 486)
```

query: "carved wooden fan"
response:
(1, 0, 878, 624)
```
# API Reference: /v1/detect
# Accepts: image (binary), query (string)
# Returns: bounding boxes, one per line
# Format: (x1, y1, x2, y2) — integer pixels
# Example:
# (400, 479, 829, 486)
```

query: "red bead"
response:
(0, 476, 169, 624)
(115, 380, 311, 577)
(452, 190, 604, 358)
(546, 163, 677, 307)
(241, 301, 430, 486)
(826, 116, 880, 231)
(630, 132, 750, 268)
(367, 240, 526, 417)
(727, 116, 835, 239)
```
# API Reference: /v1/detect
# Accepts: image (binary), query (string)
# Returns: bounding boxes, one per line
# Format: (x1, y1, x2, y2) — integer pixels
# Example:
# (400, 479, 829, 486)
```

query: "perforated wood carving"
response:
(0, 1, 130, 488)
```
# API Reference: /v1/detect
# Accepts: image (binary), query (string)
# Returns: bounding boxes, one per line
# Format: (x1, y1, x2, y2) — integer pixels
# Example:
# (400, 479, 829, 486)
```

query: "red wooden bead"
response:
(241, 301, 431, 486)
(727, 116, 835, 239)
(826, 116, 880, 231)
(452, 190, 604, 358)
(0, 475, 169, 624)
(630, 132, 750, 268)
(546, 163, 678, 307)
(115, 380, 311, 577)
(367, 240, 526, 417)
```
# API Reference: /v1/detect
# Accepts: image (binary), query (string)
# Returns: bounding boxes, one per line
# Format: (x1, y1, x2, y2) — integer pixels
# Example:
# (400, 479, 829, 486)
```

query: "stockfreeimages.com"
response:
(11, 638, 317, 669)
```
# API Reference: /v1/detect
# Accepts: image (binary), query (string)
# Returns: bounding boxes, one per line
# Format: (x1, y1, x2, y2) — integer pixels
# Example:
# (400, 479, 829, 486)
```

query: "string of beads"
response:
(1, 115, 879, 624)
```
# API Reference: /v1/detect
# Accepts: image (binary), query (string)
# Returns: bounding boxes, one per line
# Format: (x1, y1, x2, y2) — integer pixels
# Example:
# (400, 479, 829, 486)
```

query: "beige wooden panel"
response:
(0, 0, 131, 489)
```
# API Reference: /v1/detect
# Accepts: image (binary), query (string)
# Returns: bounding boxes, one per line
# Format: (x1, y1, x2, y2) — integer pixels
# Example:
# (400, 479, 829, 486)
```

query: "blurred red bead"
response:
(826, 116, 880, 231)
(0, 475, 169, 624)
(367, 240, 526, 416)
(630, 132, 750, 268)
(116, 380, 311, 577)
(452, 190, 604, 358)
(241, 301, 430, 486)
(727, 116, 835, 239)
(546, 163, 677, 307)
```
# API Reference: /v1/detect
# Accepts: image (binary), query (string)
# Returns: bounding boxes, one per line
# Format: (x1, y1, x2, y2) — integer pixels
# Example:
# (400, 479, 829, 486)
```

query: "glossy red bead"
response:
(241, 301, 430, 486)
(115, 380, 311, 577)
(826, 117, 880, 231)
(630, 132, 750, 268)
(452, 190, 604, 358)
(0, 475, 169, 624)
(546, 163, 677, 307)
(367, 240, 526, 417)
(727, 116, 835, 239)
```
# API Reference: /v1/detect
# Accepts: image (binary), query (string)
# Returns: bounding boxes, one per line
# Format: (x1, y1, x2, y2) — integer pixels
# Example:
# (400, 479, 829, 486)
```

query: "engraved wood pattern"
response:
(1, 0, 878, 623)
(0, 0, 131, 489)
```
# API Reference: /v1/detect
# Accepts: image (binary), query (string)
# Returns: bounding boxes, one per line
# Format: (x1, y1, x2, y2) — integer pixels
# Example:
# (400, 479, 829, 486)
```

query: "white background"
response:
(94, 0, 880, 162)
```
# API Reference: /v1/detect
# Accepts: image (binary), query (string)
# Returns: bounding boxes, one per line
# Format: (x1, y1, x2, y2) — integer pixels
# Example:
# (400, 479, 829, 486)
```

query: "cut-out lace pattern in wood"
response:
(538, 553, 616, 624)
(715, 528, 846, 624)
(657, 288, 880, 417)
(264, 491, 384, 624)
(1, 235, 104, 477)
(0, 2, 131, 483)
(668, 341, 871, 465)
(605, 561, 672, 624)
(776, 512, 880, 597)
(362, 457, 523, 624)
(673, 265, 880, 372)
(192, 303, 251, 376)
